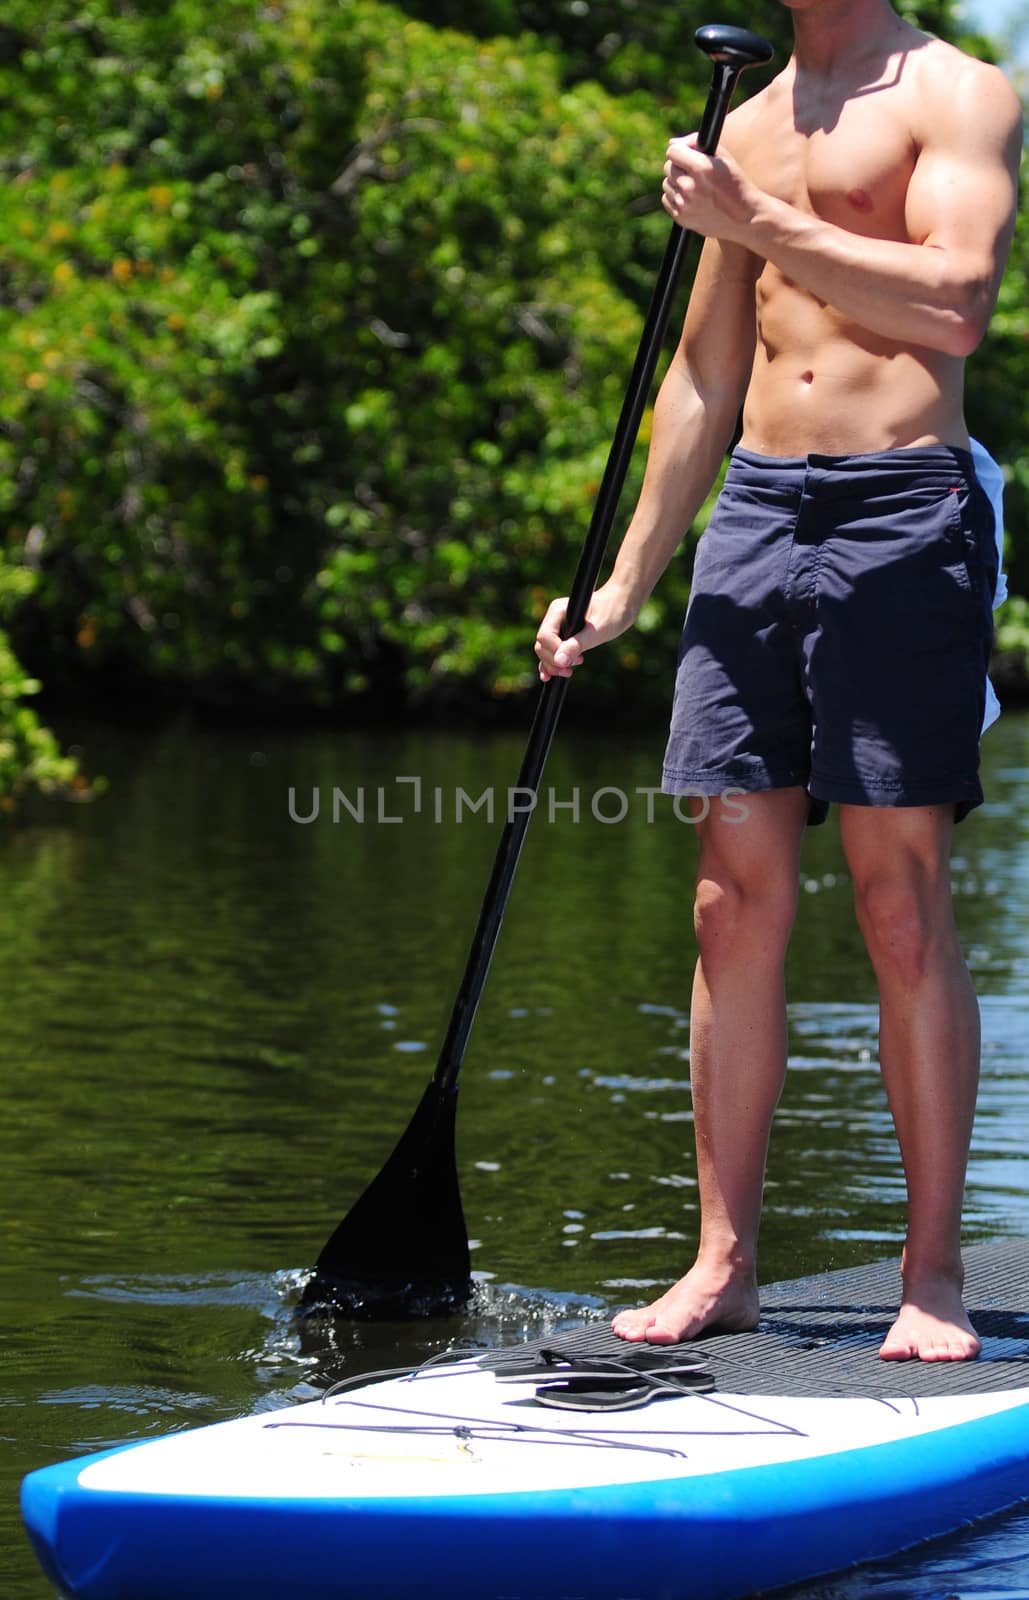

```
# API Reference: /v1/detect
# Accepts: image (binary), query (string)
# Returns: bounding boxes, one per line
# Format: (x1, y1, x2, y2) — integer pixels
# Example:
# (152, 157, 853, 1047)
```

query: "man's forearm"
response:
(744, 194, 989, 357)
(608, 359, 739, 614)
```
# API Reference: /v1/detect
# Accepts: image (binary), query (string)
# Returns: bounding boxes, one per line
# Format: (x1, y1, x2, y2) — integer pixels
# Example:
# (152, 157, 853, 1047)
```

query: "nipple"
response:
(847, 188, 873, 213)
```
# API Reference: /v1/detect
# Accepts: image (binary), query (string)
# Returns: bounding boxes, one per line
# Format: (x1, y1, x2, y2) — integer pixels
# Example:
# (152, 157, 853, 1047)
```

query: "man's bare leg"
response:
(840, 803, 981, 1362)
(613, 787, 809, 1344)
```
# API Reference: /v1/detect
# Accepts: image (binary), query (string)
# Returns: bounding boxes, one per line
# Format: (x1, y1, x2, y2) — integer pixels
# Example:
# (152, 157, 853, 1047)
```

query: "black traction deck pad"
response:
(479, 1239, 1029, 1397)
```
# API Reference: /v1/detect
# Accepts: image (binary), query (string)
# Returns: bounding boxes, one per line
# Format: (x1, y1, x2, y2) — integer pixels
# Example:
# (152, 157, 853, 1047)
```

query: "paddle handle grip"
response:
(434, 31, 773, 1094)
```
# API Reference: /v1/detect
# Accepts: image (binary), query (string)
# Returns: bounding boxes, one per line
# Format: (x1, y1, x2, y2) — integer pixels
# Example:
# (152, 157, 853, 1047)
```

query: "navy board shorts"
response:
(661, 444, 999, 825)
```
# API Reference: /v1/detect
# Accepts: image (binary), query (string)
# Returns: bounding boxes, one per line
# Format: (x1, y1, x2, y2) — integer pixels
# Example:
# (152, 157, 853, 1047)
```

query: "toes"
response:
(879, 1342, 916, 1361)
(938, 1337, 980, 1362)
(879, 1326, 918, 1360)
(612, 1311, 641, 1331)
(644, 1322, 681, 1346)
(612, 1313, 654, 1343)
(879, 1322, 981, 1363)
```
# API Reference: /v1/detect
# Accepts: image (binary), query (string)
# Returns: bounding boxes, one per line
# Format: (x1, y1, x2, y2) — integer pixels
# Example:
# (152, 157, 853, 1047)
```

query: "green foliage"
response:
(967, 202, 1029, 693)
(0, 559, 83, 807)
(0, 0, 371, 706)
(0, 0, 703, 718)
(994, 594, 1029, 700)
(391, 0, 795, 99)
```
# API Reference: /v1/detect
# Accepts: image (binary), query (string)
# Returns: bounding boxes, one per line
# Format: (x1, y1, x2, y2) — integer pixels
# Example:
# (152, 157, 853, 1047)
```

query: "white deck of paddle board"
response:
(74, 1365, 1029, 1501)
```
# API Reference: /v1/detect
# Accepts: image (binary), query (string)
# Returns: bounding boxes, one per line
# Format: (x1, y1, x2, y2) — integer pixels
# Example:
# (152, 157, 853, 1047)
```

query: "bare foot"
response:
(879, 1274, 981, 1362)
(612, 1261, 760, 1345)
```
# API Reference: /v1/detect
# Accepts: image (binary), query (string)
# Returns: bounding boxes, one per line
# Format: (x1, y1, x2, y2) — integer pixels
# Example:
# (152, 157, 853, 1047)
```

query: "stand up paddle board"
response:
(21, 1240, 1029, 1600)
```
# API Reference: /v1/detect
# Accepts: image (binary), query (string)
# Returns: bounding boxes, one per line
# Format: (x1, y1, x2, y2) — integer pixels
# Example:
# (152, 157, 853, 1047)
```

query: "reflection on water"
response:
(2, 708, 1029, 1595)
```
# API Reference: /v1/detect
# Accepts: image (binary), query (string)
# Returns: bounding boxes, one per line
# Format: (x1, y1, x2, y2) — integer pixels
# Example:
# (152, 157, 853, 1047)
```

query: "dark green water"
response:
(3, 710, 1029, 1596)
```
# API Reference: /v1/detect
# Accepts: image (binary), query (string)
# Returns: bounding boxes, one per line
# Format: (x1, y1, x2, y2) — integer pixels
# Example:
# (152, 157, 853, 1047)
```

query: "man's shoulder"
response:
(719, 70, 789, 159)
(910, 36, 1022, 146)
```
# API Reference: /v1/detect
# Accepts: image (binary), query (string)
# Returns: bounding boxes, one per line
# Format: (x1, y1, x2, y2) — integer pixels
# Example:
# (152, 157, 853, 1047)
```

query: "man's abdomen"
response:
(741, 284, 968, 457)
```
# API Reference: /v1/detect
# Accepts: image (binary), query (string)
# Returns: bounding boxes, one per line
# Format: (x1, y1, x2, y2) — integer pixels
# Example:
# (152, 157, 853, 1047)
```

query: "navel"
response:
(847, 187, 873, 213)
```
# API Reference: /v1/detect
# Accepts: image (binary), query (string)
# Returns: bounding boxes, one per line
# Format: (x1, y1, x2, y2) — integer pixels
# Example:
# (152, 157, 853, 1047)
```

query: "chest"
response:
(744, 92, 918, 240)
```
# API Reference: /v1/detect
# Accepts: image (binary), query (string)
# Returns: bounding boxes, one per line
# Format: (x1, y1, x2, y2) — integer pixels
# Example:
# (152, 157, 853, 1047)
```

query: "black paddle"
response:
(299, 22, 775, 1319)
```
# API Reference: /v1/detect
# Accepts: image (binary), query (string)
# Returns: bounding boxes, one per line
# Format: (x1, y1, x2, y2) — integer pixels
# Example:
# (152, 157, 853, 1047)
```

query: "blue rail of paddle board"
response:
(21, 1400, 1029, 1600)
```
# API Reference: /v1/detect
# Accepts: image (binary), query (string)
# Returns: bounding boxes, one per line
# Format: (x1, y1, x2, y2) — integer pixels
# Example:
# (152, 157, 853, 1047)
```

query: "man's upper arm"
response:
(905, 55, 1022, 346)
(671, 107, 763, 412)
(673, 233, 759, 410)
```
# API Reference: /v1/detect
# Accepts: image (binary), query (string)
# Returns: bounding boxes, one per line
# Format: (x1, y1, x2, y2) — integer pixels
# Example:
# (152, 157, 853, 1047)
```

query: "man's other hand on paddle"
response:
(534, 580, 637, 681)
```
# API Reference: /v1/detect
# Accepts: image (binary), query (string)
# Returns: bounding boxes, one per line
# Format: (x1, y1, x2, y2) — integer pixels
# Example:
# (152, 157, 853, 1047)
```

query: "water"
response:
(3, 708, 1029, 1596)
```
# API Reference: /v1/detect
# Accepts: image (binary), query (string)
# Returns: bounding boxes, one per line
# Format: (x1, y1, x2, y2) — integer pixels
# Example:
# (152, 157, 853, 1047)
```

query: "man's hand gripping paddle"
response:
(299, 23, 774, 1319)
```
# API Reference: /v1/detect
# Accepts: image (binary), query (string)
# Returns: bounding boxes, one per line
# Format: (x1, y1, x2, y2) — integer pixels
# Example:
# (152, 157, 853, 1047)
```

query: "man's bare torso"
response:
(731, 26, 969, 456)
(535, 2, 1019, 685)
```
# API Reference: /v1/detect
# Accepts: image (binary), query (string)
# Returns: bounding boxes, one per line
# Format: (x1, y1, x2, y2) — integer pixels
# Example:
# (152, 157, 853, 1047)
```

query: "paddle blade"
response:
(297, 1080, 472, 1319)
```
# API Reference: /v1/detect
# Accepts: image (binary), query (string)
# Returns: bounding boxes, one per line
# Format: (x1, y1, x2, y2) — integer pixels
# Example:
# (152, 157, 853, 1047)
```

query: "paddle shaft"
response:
(302, 28, 773, 1312)
(433, 54, 756, 1097)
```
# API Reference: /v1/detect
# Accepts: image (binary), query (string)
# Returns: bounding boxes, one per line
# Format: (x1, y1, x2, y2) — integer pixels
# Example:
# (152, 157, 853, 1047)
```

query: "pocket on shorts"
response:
(943, 488, 974, 591)
(943, 480, 995, 637)
(873, 483, 983, 653)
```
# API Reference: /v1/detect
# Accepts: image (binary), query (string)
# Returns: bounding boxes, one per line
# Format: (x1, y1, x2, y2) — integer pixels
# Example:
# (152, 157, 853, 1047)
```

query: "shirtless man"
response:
(534, 0, 1022, 1361)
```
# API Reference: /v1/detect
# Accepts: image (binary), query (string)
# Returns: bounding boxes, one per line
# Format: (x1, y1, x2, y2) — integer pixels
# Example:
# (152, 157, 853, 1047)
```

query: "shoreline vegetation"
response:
(1, 0, 1025, 807)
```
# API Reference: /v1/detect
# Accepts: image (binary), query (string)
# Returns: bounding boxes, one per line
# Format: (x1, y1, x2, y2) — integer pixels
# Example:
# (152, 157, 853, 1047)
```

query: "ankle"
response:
(695, 1237, 757, 1279)
(900, 1246, 964, 1291)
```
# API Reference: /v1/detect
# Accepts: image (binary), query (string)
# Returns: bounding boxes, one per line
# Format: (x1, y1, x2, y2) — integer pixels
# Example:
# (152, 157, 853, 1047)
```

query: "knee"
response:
(693, 870, 797, 962)
(852, 875, 938, 985)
